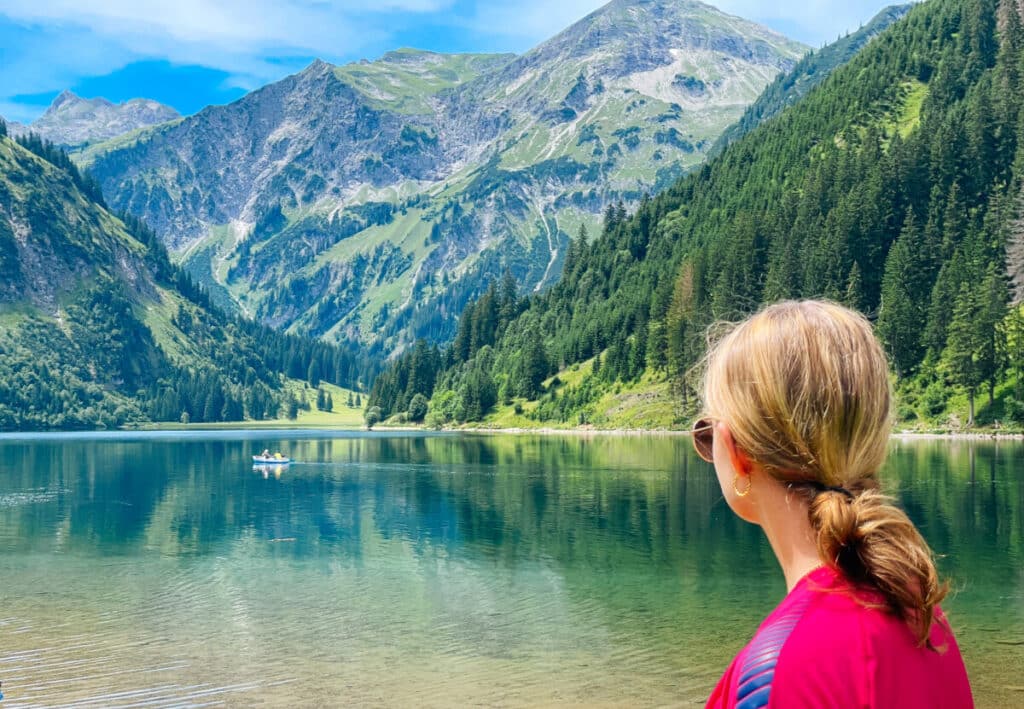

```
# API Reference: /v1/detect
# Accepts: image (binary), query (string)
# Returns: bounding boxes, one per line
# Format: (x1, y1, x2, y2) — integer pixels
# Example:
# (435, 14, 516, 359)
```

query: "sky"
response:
(0, 0, 906, 124)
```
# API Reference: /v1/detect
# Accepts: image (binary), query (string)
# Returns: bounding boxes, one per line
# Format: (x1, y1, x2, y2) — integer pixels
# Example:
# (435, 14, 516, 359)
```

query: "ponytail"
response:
(809, 488, 948, 646)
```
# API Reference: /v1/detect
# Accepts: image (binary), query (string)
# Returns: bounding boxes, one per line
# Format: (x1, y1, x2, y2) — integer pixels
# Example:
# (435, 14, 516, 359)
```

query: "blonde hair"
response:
(701, 300, 947, 646)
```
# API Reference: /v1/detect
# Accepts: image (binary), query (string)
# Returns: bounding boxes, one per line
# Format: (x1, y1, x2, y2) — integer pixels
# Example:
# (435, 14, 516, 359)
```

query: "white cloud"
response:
(2, 1, 408, 60)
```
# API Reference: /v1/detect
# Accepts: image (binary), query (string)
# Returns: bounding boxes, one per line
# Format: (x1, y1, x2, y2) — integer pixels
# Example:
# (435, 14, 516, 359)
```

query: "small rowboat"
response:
(253, 455, 291, 464)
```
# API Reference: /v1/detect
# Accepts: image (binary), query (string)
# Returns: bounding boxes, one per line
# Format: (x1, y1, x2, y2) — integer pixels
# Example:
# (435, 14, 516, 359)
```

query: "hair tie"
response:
(824, 485, 855, 501)
(810, 482, 855, 500)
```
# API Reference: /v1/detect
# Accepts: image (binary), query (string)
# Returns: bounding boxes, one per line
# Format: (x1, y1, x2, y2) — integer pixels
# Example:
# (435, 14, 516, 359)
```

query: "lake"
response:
(0, 431, 1020, 707)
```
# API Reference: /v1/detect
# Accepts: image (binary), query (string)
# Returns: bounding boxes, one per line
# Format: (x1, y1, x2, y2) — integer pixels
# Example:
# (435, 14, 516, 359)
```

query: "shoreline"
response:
(1, 423, 1021, 440)
(380, 424, 1024, 440)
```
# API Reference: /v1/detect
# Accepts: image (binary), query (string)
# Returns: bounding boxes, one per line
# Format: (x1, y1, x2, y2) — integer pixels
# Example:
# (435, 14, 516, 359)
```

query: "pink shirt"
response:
(706, 566, 973, 708)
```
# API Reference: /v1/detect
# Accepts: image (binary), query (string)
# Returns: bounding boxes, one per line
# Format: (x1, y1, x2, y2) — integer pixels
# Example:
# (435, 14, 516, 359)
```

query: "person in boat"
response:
(695, 300, 972, 708)
(261, 449, 271, 458)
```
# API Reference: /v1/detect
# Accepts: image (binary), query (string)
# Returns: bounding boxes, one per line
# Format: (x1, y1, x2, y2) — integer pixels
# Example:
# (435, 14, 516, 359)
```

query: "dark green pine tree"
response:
(519, 331, 550, 399)
(877, 213, 932, 376)
(924, 252, 966, 356)
(977, 262, 1009, 405)
(945, 282, 986, 425)
(843, 261, 865, 312)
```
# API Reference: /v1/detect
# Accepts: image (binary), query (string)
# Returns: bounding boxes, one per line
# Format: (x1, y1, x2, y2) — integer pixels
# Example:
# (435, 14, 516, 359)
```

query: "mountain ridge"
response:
(82, 0, 808, 356)
(8, 90, 180, 149)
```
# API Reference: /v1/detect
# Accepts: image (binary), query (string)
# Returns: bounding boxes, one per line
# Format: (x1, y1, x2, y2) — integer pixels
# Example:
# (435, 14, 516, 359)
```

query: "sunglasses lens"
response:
(692, 419, 714, 462)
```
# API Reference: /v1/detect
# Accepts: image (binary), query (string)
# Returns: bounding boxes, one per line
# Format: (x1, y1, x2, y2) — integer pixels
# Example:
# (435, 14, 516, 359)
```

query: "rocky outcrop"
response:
(9, 91, 179, 149)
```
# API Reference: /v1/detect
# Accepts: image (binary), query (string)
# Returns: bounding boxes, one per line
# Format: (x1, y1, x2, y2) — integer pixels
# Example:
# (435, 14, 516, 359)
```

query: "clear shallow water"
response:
(0, 432, 1020, 707)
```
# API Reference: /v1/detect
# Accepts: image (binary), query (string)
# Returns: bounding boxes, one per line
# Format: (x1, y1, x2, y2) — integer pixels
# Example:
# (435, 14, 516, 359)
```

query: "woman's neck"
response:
(753, 474, 823, 592)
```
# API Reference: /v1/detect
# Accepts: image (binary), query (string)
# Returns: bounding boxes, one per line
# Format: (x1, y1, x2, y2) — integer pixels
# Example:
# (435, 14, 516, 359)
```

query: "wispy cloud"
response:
(0, 1, 453, 47)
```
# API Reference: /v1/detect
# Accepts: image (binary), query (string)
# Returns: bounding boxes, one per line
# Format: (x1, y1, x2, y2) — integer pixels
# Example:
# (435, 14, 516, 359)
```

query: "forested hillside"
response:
(0, 122, 374, 429)
(709, 4, 912, 156)
(370, 0, 1024, 431)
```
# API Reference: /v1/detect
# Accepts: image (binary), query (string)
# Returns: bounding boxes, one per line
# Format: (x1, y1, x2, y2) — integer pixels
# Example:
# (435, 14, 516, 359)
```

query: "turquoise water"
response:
(0, 432, 1020, 707)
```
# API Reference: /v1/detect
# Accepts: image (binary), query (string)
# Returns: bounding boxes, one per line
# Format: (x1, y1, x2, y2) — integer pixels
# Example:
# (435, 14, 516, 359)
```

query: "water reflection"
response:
(0, 434, 1020, 706)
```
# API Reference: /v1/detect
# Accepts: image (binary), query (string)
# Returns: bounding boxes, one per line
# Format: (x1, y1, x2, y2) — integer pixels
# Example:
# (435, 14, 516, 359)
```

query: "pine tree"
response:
(877, 213, 932, 376)
(978, 262, 1009, 404)
(519, 332, 550, 399)
(1004, 305, 1024, 396)
(946, 283, 986, 425)
(843, 262, 865, 312)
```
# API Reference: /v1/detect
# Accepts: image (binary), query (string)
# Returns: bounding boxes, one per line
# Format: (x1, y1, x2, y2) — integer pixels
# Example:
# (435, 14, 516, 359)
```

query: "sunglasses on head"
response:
(691, 418, 714, 463)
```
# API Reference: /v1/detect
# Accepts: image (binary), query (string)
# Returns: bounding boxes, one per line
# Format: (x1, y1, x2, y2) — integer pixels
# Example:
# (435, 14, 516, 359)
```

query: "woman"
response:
(694, 301, 972, 708)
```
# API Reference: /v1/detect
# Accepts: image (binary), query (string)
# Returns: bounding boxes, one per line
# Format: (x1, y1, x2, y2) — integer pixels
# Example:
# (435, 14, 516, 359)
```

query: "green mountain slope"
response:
(82, 0, 806, 356)
(370, 0, 1024, 431)
(0, 122, 372, 430)
(709, 4, 913, 156)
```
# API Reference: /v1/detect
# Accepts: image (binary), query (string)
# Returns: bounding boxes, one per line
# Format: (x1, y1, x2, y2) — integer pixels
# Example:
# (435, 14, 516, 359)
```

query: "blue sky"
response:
(0, 1, 905, 124)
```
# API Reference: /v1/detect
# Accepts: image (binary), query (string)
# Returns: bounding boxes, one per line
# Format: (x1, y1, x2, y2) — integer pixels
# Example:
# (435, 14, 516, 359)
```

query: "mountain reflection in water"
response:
(0, 432, 1019, 706)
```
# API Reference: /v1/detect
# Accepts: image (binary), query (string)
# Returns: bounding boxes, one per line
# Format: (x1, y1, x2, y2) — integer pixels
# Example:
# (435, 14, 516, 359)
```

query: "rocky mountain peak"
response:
(539, 0, 805, 66)
(49, 89, 90, 112)
(84, 1, 811, 354)
(302, 58, 336, 76)
(14, 91, 180, 149)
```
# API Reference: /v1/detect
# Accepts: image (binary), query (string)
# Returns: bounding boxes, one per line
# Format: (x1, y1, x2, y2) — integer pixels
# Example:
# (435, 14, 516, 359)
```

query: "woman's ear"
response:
(716, 422, 749, 476)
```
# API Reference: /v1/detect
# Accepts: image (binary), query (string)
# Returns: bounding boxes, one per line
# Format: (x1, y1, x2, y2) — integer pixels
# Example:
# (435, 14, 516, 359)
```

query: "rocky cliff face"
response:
(84, 0, 807, 354)
(9, 91, 180, 149)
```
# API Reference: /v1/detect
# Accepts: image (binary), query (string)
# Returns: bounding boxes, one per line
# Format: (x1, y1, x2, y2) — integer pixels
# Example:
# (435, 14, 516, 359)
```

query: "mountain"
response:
(369, 0, 1024, 431)
(83, 0, 807, 355)
(0, 125, 371, 430)
(710, 4, 913, 156)
(7, 90, 180, 149)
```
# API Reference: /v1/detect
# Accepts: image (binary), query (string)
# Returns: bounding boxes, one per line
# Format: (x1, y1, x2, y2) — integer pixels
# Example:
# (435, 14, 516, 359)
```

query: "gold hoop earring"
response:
(733, 474, 751, 497)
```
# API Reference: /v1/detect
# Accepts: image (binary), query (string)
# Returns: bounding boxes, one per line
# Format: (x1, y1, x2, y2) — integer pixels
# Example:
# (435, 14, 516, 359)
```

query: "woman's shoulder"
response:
(765, 567, 973, 708)
(706, 568, 972, 708)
